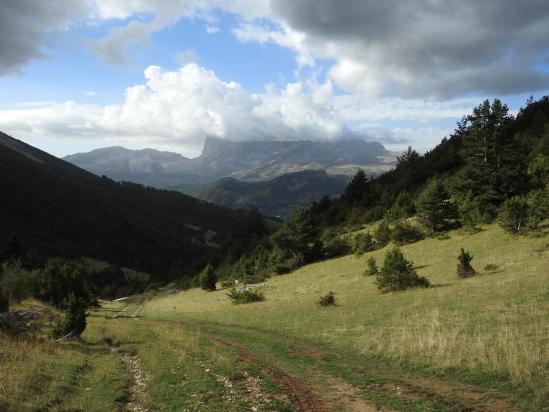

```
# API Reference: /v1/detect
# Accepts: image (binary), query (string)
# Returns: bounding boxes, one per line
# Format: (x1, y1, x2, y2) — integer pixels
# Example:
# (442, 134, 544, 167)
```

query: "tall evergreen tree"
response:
(456, 99, 527, 208)
(343, 169, 369, 204)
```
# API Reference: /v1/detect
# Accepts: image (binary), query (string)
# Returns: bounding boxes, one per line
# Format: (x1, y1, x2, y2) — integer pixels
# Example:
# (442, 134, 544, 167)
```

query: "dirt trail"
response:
(103, 338, 149, 412)
(196, 323, 519, 412)
(214, 336, 380, 412)
(119, 351, 149, 412)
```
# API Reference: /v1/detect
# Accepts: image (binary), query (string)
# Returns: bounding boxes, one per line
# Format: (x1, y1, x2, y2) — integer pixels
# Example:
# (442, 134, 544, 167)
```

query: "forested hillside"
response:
(220, 97, 548, 280)
(0, 132, 245, 280)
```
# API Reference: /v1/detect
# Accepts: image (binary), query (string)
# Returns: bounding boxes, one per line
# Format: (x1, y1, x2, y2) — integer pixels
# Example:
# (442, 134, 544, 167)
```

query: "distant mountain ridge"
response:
(181, 169, 350, 217)
(64, 136, 395, 187)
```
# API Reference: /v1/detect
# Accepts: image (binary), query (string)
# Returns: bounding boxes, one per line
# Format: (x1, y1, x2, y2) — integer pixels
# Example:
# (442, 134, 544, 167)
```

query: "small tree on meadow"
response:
(53, 293, 87, 338)
(376, 247, 429, 293)
(364, 256, 379, 276)
(457, 248, 476, 278)
(199, 264, 217, 291)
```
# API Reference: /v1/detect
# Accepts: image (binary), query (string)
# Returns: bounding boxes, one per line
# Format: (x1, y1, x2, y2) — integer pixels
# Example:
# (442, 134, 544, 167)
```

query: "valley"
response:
(2, 223, 547, 411)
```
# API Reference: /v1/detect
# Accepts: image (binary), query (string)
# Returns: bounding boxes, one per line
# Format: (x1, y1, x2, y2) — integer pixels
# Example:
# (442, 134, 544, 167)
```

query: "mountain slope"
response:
(0, 132, 242, 278)
(65, 137, 394, 187)
(182, 170, 349, 217)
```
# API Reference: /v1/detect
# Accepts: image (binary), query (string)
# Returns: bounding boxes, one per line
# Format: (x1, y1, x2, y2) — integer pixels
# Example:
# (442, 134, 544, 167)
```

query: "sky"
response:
(1, 1, 549, 158)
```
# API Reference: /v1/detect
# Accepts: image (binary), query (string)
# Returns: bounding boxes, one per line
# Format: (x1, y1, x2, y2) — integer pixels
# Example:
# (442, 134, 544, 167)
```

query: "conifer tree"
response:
(376, 247, 429, 293)
(456, 99, 528, 208)
(343, 169, 369, 204)
(457, 248, 476, 278)
(199, 263, 217, 291)
(416, 180, 455, 232)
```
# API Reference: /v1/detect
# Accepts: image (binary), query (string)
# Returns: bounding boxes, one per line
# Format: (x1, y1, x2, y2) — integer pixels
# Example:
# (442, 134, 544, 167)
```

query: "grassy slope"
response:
(141, 224, 548, 401)
(2, 225, 547, 411)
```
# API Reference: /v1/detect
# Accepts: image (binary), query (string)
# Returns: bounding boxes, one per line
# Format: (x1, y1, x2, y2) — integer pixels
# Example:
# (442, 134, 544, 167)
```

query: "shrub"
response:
(319, 291, 336, 306)
(437, 232, 450, 240)
(390, 221, 423, 245)
(350, 232, 376, 255)
(457, 248, 476, 278)
(376, 247, 430, 293)
(220, 279, 235, 288)
(323, 236, 351, 258)
(199, 264, 217, 291)
(227, 288, 265, 304)
(53, 293, 87, 338)
(498, 196, 529, 234)
(374, 220, 391, 246)
(364, 256, 379, 276)
(483, 264, 499, 272)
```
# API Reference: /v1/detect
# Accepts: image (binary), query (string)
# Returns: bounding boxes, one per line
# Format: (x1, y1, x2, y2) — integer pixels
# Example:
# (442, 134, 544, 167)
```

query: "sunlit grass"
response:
(141, 224, 549, 397)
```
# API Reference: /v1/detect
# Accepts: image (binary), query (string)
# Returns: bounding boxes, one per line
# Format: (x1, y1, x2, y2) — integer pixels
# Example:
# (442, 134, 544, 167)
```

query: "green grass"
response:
(141, 224, 549, 401)
(0, 300, 129, 411)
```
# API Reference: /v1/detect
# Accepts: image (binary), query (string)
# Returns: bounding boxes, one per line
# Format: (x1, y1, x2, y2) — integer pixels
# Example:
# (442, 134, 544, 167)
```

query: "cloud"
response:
(0, 63, 354, 154)
(205, 25, 220, 34)
(0, 1, 87, 75)
(252, 0, 549, 98)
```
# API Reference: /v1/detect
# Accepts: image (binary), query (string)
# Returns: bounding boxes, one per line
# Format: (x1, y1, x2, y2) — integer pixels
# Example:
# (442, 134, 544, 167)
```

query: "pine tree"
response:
(456, 99, 528, 208)
(457, 248, 476, 278)
(416, 180, 456, 232)
(343, 169, 369, 204)
(272, 208, 317, 266)
(199, 263, 217, 291)
(376, 247, 429, 293)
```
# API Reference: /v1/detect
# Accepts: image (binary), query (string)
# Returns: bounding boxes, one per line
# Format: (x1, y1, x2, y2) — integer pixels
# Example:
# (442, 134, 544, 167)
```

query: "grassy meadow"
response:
(1, 223, 547, 411)
(140, 224, 549, 400)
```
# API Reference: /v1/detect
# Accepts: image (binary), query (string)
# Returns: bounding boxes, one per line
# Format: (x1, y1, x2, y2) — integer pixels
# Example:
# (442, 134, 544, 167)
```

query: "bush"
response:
(319, 291, 336, 306)
(437, 232, 450, 240)
(498, 196, 529, 234)
(227, 288, 265, 304)
(199, 264, 217, 291)
(53, 293, 87, 338)
(374, 220, 391, 246)
(390, 221, 423, 245)
(0, 291, 8, 313)
(483, 264, 499, 272)
(350, 232, 376, 255)
(457, 248, 476, 278)
(364, 256, 379, 276)
(376, 247, 430, 293)
(220, 279, 235, 288)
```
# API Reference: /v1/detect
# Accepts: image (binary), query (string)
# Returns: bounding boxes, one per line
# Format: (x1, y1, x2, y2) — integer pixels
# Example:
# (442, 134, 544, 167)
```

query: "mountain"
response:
(0, 132, 243, 279)
(65, 137, 395, 187)
(182, 170, 350, 217)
